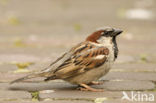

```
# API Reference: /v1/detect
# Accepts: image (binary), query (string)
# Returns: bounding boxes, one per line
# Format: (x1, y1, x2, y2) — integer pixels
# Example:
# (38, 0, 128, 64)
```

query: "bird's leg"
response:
(88, 81, 104, 85)
(78, 83, 104, 92)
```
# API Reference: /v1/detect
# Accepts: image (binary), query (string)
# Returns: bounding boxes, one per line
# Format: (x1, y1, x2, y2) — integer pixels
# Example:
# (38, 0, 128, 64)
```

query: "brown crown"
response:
(86, 30, 104, 43)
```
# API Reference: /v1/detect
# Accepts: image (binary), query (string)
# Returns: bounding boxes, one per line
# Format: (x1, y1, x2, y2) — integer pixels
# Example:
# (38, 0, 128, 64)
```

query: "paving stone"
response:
(7, 83, 121, 99)
(112, 63, 156, 72)
(0, 54, 40, 63)
(115, 55, 136, 63)
(102, 72, 156, 81)
(0, 64, 17, 72)
(40, 90, 122, 99)
(1, 86, 156, 102)
(0, 90, 31, 99)
(0, 100, 92, 103)
(94, 81, 155, 91)
(9, 82, 78, 92)
(102, 100, 155, 103)
(9, 80, 155, 91)
(0, 72, 29, 82)
(42, 100, 92, 103)
(0, 83, 10, 90)
(0, 99, 154, 103)
(102, 91, 156, 103)
(0, 72, 54, 82)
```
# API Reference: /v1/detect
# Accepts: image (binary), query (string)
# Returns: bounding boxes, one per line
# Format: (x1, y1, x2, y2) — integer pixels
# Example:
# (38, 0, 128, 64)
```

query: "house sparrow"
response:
(11, 27, 122, 92)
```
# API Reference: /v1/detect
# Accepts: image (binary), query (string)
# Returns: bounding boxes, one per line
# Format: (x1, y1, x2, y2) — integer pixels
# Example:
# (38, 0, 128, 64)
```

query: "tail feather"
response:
(10, 73, 37, 84)
(10, 70, 55, 84)
(10, 71, 48, 84)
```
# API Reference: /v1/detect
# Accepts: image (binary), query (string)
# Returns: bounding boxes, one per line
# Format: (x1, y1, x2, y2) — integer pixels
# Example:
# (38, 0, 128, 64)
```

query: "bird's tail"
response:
(10, 73, 38, 84)
(10, 71, 50, 84)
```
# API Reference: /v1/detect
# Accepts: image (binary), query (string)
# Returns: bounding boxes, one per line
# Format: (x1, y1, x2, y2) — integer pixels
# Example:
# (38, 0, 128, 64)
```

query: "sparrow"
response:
(11, 27, 123, 92)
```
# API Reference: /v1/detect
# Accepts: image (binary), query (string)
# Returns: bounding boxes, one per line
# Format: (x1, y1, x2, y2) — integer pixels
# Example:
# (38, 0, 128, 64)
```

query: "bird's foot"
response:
(77, 83, 104, 92)
(88, 81, 104, 85)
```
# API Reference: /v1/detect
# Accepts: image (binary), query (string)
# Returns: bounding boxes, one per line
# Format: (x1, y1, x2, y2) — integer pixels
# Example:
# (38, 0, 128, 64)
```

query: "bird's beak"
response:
(113, 29, 123, 36)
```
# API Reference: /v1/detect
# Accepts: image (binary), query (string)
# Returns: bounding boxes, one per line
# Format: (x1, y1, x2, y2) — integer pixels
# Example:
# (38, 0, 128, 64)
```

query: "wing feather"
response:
(46, 42, 109, 79)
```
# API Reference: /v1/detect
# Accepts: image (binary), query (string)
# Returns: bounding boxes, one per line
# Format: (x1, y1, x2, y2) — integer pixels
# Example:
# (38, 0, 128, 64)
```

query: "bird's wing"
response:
(46, 42, 109, 79)
(37, 51, 74, 78)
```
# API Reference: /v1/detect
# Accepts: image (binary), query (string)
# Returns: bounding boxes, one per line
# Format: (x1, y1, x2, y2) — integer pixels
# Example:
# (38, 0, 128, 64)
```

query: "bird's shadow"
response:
(9, 81, 78, 92)
(8, 80, 109, 92)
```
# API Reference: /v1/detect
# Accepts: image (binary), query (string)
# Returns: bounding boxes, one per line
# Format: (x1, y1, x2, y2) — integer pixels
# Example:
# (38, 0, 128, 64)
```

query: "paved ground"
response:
(0, 0, 156, 103)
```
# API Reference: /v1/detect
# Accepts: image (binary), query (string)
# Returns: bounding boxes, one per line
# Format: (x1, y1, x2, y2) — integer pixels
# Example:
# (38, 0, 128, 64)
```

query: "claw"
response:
(77, 83, 104, 92)
(88, 81, 104, 85)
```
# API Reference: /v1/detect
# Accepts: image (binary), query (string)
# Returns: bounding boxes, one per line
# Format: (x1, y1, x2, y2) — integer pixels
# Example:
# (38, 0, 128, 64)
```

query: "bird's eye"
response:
(100, 28, 115, 36)
(104, 31, 110, 35)
(104, 30, 114, 36)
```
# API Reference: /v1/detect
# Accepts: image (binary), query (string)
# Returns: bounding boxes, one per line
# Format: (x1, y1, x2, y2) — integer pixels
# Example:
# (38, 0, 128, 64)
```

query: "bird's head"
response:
(86, 27, 123, 44)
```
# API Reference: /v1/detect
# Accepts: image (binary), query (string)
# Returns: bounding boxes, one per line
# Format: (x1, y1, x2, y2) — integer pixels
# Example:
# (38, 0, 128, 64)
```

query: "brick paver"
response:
(0, 0, 156, 103)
